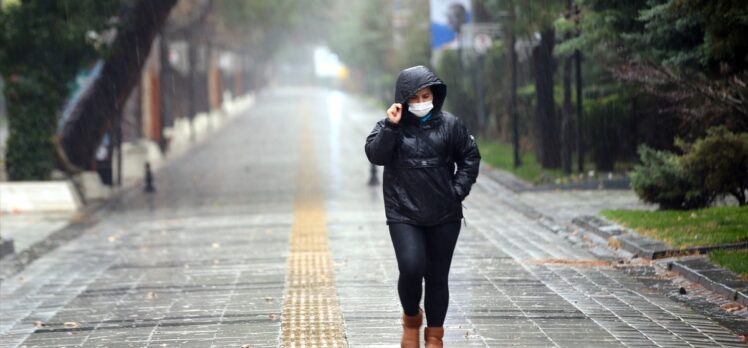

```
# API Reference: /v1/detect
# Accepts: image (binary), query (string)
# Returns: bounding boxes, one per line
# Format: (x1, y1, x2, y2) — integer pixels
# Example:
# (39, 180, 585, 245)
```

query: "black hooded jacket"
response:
(365, 66, 481, 225)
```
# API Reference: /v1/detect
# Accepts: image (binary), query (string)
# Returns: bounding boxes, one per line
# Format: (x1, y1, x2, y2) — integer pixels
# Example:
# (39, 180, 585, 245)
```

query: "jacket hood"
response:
(394, 65, 447, 117)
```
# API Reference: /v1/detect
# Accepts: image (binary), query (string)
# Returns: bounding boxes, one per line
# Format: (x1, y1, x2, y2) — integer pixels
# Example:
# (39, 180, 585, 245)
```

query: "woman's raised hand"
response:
(387, 103, 403, 124)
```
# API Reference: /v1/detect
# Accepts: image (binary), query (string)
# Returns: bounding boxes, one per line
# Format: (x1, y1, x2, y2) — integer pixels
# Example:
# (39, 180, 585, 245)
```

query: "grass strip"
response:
(476, 138, 562, 183)
(708, 249, 748, 279)
(601, 206, 748, 248)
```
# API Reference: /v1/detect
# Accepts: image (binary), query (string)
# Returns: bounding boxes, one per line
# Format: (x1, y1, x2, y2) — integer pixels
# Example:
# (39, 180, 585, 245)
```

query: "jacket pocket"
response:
(449, 182, 461, 203)
(395, 167, 456, 224)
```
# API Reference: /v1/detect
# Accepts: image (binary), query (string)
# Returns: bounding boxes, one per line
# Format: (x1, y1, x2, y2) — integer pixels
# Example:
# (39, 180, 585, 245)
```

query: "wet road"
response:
(1, 87, 745, 347)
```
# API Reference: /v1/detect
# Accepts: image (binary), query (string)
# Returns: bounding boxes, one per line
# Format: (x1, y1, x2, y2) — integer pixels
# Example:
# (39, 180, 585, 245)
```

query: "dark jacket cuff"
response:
(384, 118, 401, 128)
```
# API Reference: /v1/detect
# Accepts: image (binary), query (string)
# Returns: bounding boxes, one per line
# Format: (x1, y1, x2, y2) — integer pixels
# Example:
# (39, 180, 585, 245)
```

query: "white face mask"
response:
(408, 100, 433, 117)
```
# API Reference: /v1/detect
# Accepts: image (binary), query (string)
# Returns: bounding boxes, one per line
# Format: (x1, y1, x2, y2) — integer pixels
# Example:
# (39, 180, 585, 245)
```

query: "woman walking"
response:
(365, 66, 480, 347)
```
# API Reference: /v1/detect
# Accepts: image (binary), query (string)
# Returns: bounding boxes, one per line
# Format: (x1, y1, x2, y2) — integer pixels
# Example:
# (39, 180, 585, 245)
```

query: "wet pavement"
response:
(1, 87, 746, 347)
(0, 213, 74, 255)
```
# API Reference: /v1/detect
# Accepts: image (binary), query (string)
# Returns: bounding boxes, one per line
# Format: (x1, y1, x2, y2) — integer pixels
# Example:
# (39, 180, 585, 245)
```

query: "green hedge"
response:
(631, 127, 748, 209)
(4, 77, 57, 180)
(681, 127, 748, 206)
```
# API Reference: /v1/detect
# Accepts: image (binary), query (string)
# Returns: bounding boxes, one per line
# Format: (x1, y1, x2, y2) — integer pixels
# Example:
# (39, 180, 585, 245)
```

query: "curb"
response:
(0, 180, 83, 213)
(482, 166, 748, 312)
(479, 164, 533, 193)
(572, 215, 748, 308)
(0, 238, 14, 259)
(0, 182, 138, 281)
(668, 258, 748, 307)
(573, 215, 748, 260)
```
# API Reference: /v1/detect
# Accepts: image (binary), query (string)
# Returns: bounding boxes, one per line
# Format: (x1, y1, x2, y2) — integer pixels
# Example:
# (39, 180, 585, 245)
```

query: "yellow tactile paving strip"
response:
(280, 106, 347, 347)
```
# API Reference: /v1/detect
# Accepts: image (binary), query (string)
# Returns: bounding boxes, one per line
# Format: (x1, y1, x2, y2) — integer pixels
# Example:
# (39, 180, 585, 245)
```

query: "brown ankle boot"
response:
(401, 311, 423, 348)
(425, 326, 444, 348)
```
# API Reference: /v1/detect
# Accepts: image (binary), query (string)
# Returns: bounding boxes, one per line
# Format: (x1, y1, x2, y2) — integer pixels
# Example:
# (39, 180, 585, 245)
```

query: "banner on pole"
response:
(430, 0, 472, 51)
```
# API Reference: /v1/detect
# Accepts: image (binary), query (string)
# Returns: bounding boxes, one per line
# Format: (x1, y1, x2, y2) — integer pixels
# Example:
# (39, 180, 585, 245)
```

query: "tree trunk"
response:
(60, 0, 178, 170)
(562, 55, 573, 174)
(575, 49, 584, 172)
(561, 0, 573, 174)
(629, 94, 639, 161)
(505, 1, 521, 168)
(532, 29, 560, 169)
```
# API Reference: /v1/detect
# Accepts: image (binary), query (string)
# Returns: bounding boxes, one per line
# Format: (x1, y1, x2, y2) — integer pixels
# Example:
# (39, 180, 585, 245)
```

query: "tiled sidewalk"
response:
(0, 87, 745, 347)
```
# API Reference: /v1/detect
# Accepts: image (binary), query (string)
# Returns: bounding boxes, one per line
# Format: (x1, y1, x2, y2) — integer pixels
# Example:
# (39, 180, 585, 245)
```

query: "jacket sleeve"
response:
(365, 118, 401, 165)
(452, 119, 481, 201)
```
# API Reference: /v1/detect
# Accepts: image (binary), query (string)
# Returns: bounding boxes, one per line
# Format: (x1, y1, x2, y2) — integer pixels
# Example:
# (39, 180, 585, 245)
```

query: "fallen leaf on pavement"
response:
(525, 259, 610, 268)
(608, 237, 621, 250)
(720, 303, 743, 312)
(70, 213, 89, 223)
(627, 257, 652, 266)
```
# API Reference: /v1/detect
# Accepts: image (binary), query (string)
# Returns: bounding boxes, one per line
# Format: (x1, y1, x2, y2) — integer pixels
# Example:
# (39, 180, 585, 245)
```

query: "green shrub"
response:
(630, 145, 713, 210)
(1, 1, 125, 181)
(680, 127, 748, 206)
(4, 77, 57, 180)
(436, 50, 478, 131)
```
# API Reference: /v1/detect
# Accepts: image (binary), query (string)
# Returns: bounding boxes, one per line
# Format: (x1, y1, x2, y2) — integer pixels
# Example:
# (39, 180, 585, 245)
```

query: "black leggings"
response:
(389, 222, 461, 327)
